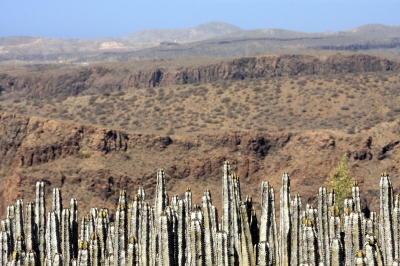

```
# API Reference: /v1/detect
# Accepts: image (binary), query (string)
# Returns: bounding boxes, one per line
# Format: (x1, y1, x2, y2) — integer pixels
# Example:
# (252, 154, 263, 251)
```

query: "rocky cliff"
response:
(1, 54, 399, 99)
(1, 112, 399, 219)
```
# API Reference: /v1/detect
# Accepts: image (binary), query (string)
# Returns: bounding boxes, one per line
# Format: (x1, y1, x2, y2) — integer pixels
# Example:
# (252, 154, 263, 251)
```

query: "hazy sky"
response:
(1, 0, 399, 38)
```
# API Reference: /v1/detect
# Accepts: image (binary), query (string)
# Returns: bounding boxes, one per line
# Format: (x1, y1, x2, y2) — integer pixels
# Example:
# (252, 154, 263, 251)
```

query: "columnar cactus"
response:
(139, 202, 151, 266)
(35, 182, 46, 266)
(317, 186, 329, 266)
(189, 218, 203, 266)
(380, 172, 394, 266)
(159, 212, 172, 266)
(215, 231, 228, 266)
(329, 237, 344, 266)
(202, 189, 216, 266)
(0, 227, 10, 265)
(24, 202, 36, 252)
(70, 198, 78, 259)
(114, 204, 127, 266)
(302, 219, 319, 266)
(61, 209, 72, 266)
(290, 194, 302, 266)
(90, 232, 101, 266)
(15, 199, 25, 248)
(280, 172, 291, 266)
(257, 241, 269, 266)
(3, 162, 400, 266)
(77, 241, 89, 266)
(52, 188, 62, 224)
(240, 204, 255, 266)
(45, 211, 61, 265)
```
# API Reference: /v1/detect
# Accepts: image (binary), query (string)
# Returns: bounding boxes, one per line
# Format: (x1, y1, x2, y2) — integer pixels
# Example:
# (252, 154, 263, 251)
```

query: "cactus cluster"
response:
(0, 162, 399, 265)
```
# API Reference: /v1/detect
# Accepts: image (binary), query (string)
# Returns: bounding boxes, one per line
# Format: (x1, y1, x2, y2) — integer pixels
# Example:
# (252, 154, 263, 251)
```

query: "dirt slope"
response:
(1, 113, 399, 220)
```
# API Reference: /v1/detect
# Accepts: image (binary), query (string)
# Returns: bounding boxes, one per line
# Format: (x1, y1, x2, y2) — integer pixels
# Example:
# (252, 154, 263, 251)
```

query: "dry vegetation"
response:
(1, 70, 400, 136)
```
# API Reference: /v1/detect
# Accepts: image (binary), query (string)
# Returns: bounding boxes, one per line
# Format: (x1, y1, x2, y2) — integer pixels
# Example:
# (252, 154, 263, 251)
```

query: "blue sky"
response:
(0, 0, 399, 39)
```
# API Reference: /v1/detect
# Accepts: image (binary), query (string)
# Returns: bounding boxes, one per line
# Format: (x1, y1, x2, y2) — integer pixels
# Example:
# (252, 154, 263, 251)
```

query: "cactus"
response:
(302, 219, 319, 266)
(35, 182, 46, 266)
(240, 204, 255, 266)
(280, 172, 291, 266)
(24, 202, 36, 252)
(290, 194, 302, 266)
(380, 172, 395, 266)
(45, 211, 61, 264)
(4, 163, 400, 266)
(61, 209, 72, 266)
(114, 204, 127, 266)
(70, 198, 79, 259)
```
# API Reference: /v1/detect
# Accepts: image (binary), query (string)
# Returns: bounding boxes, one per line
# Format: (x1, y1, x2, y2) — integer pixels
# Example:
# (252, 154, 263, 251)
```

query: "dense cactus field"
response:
(0, 161, 399, 266)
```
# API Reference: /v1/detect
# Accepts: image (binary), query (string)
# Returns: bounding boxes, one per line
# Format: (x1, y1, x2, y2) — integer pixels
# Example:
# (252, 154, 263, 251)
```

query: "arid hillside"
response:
(1, 52, 400, 220)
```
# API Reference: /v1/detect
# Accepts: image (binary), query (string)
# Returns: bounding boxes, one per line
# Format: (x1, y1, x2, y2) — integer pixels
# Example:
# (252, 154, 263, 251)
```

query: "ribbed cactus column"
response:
(221, 161, 235, 265)
(126, 237, 138, 266)
(61, 209, 72, 266)
(291, 194, 302, 266)
(365, 236, 384, 266)
(269, 187, 279, 266)
(0, 227, 10, 265)
(9, 250, 23, 266)
(189, 218, 203, 266)
(354, 250, 367, 266)
(138, 186, 146, 201)
(35, 182, 46, 266)
(155, 169, 168, 230)
(96, 209, 108, 263)
(329, 206, 340, 240)
(230, 174, 242, 266)
(52, 253, 63, 266)
(107, 223, 115, 259)
(240, 204, 255, 266)
(215, 231, 228, 266)
(317, 186, 330, 266)
(393, 194, 400, 260)
(114, 204, 128, 266)
(302, 219, 319, 266)
(380, 172, 394, 266)
(90, 233, 101, 266)
(45, 211, 61, 265)
(77, 241, 89, 266)
(260, 180, 278, 266)
(249, 207, 258, 247)
(159, 212, 172, 266)
(52, 188, 63, 223)
(139, 202, 151, 266)
(352, 181, 361, 212)
(202, 189, 216, 266)
(257, 241, 269, 266)
(25, 202, 36, 252)
(15, 199, 25, 248)
(129, 196, 140, 239)
(70, 198, 78, 259)
(8, 204, 16, 252)
(280, 172, 291, 266)
(345, 211, 363, 266)
(173, 199, 186, 266)
(329, 237, 344, 266)
(25, 250, 37, 266)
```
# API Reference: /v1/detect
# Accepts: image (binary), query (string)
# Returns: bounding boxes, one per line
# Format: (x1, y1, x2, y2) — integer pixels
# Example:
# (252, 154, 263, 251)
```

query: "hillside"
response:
(1, 53, 400, 219)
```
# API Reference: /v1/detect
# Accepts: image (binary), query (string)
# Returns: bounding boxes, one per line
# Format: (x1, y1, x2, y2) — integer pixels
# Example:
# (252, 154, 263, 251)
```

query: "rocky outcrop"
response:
(1, 112, 400, 220)
(1, 54, 399, 99)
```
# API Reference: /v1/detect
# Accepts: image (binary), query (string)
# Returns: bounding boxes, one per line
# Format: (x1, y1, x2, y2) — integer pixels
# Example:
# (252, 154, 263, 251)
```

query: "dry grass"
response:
(2, 70, 400, 135)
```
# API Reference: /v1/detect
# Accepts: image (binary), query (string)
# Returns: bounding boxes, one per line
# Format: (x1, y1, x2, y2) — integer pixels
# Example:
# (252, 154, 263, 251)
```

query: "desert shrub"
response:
(341, 106, 350, 111)
(77, 151, 91, 159)
(221, 97, 231, 104)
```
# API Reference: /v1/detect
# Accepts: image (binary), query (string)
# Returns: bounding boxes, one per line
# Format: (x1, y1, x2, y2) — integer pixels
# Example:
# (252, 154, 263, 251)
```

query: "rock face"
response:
(1, 112, 400, 219)
(1, 54, 399, 99)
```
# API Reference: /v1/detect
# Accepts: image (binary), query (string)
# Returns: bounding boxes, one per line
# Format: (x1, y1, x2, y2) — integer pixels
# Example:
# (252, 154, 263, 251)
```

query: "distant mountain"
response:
(1, 22, 400, 65)
(119, 22, 243, 43)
